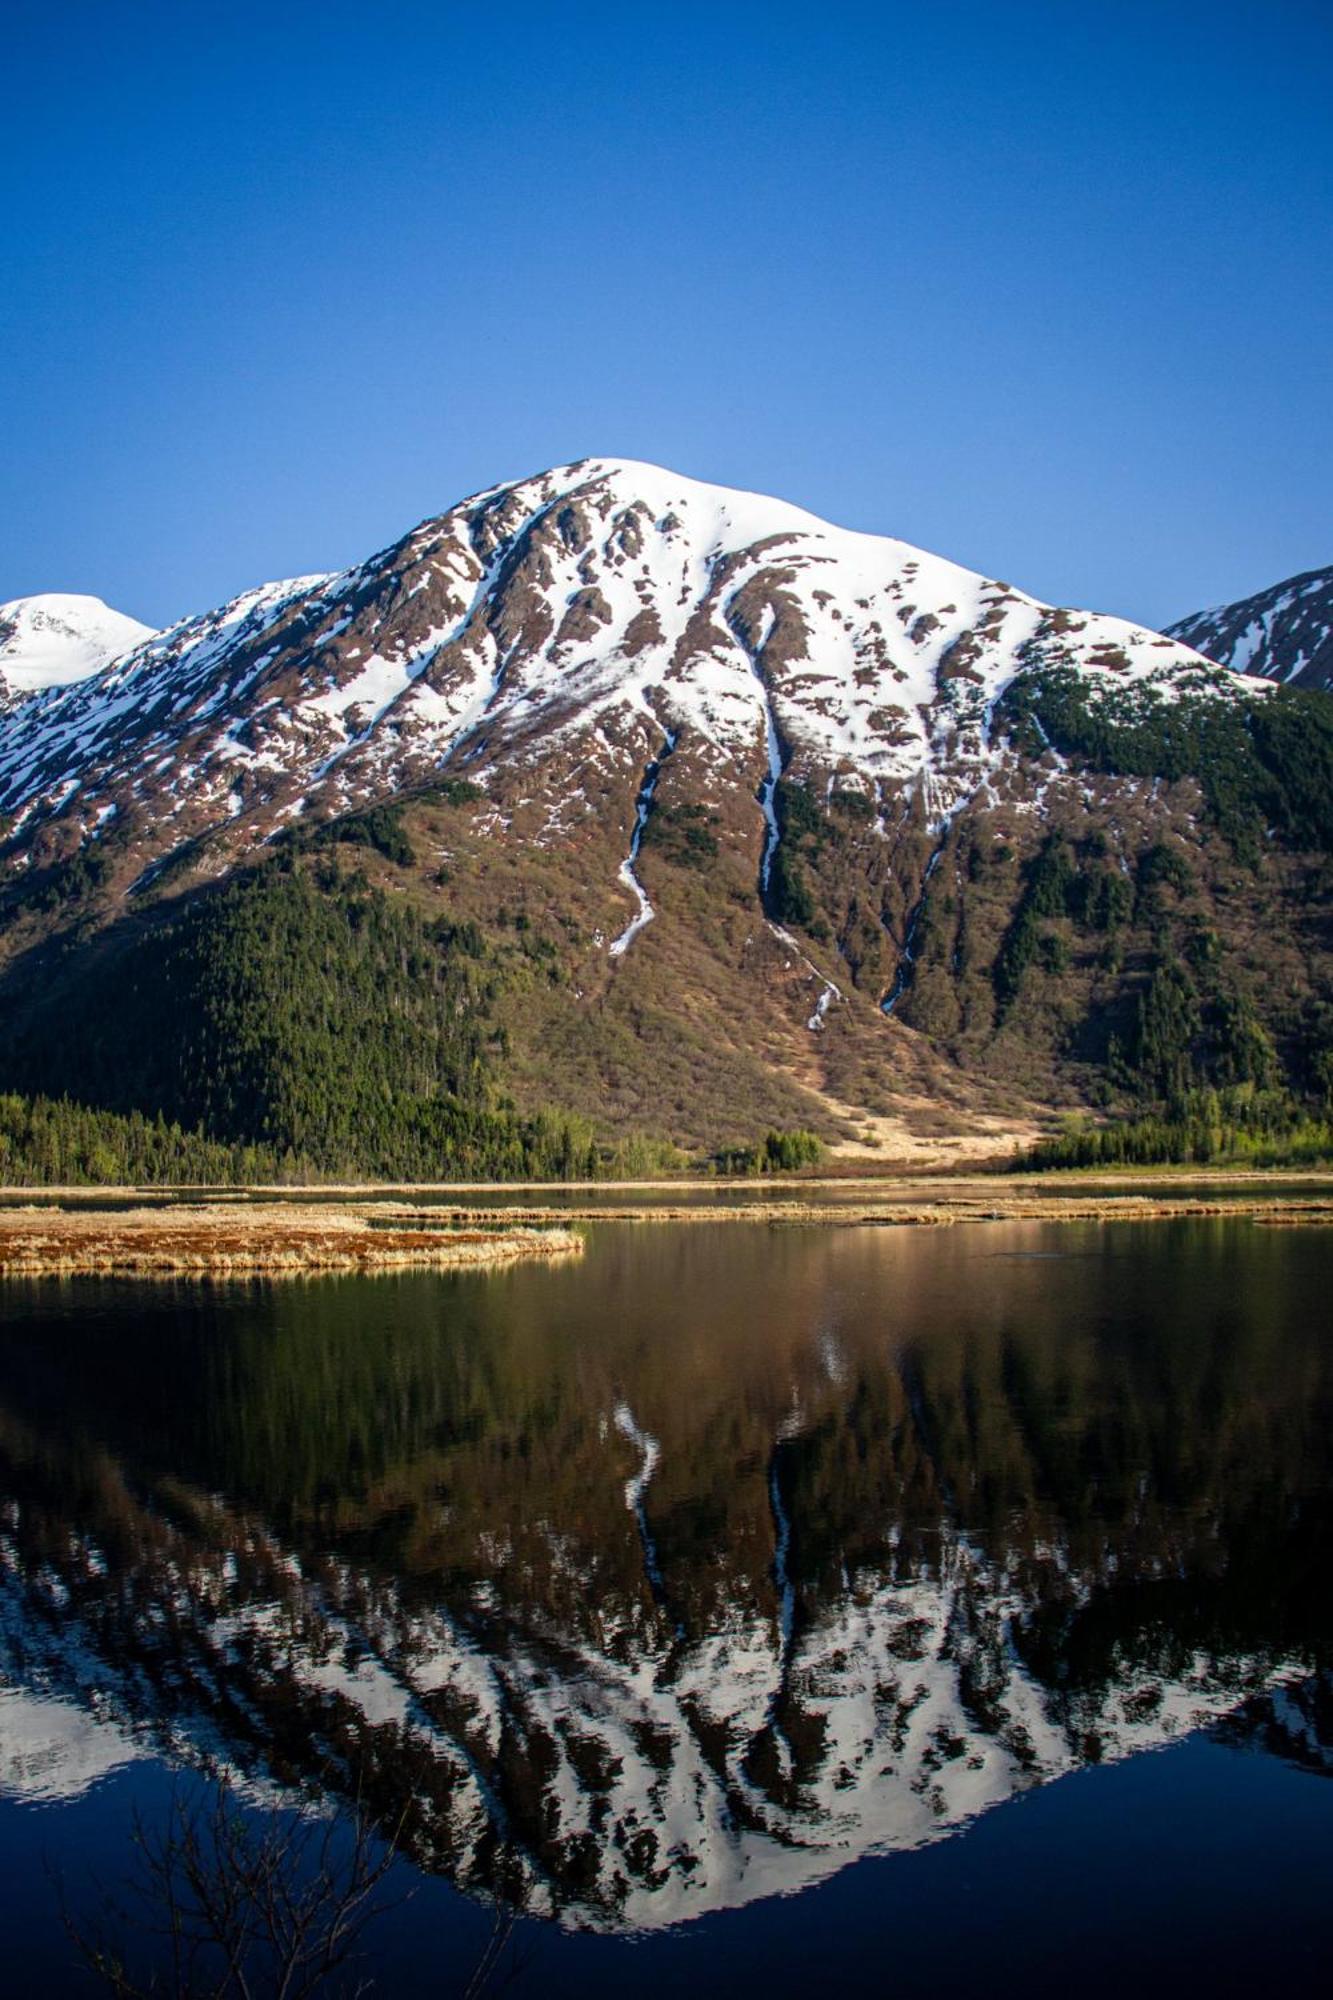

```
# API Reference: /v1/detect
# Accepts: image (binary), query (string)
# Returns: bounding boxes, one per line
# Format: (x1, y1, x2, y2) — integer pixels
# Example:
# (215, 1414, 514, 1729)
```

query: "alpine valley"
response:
(1, 460, 1331, 1179)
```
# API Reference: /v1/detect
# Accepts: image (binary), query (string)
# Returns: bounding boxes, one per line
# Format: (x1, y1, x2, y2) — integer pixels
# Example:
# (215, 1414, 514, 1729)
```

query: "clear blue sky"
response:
(2, 0, 1329, 632)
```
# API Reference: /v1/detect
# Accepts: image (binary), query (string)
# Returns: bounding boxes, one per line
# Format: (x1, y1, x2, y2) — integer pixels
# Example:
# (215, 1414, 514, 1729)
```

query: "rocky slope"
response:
(0, 462, 1329, 1157)
(1170, 564, 1333, 689)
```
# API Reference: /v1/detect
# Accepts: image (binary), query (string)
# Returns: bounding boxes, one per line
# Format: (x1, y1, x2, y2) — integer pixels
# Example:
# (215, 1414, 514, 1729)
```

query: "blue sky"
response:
(2, 0, 1329, 631)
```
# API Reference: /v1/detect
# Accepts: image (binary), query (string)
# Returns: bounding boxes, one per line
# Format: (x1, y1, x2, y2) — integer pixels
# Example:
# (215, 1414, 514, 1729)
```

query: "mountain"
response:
(0, 460, 1246, 854)
(0, 592, 154, 705)
(0, 460, 1330, 1169)
(1169, 564, 1333, 689)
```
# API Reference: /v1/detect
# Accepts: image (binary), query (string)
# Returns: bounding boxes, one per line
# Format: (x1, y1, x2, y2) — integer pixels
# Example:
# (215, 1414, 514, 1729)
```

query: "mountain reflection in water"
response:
(0, 1217, 1331, 1933)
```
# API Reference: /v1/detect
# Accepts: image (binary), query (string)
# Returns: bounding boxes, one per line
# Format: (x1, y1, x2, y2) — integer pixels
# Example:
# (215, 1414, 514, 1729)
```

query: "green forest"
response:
(0, 1093, 294, 1186)
(998, 670, 1333, 857)
(991, 671, 1333, 1166)
(1023, 1087, 1333, 1171)
(0, 855, 604, 1182)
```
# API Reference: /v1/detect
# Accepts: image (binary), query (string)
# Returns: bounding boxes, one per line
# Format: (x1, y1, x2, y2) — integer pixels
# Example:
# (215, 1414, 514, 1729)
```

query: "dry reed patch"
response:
(0, 1203, 583, 1279)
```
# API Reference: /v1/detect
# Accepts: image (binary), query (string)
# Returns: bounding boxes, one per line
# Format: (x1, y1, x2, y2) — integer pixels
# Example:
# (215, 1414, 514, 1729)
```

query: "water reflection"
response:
(0, 1219, 1330, 1930)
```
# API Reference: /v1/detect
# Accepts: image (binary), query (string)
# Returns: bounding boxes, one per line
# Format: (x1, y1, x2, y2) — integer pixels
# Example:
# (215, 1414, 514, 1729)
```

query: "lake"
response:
(1, 1214, 1332, 1995)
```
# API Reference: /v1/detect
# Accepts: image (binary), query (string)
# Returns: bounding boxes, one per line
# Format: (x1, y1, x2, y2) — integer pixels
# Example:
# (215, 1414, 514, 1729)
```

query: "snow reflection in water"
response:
(1, 1215, 1332, 1936)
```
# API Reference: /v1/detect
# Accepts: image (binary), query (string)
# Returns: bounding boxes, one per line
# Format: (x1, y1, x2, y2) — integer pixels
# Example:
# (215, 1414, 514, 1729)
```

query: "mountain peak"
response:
(0, 465, 1256, 862)
(0, 592, 155, 703)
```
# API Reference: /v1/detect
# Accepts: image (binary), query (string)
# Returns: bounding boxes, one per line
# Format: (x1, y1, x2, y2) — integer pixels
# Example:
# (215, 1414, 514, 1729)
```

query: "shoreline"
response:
(377, 1186, 1333, 1230)
(1, 1165, 1331, 1204)
(0, 1175, 1329, 1277)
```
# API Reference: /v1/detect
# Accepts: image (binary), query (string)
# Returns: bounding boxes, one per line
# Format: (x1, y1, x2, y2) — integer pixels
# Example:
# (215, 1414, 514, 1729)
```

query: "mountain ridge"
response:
(0, 461, 1328, 1168)
(0, 459, 1257, 868)
(1169, 562, 1333, 689)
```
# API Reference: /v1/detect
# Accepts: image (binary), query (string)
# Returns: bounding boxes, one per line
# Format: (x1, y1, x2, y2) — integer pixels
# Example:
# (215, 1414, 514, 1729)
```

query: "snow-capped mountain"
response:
(1169, 563, 1333, 689)
(0, 593, 154, 706)
(0, 462, 1325, 1155)
(0, 459, 1248, 856)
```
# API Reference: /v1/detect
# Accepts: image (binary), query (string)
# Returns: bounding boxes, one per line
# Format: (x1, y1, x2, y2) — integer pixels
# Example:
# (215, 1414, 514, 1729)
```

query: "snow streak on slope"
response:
(765, 921, 843, 1032)
(608, 730, 677, 958)
(882, 845, 946, 1016)
(0, 594, 153, 702)
(727, 597, 784, 889)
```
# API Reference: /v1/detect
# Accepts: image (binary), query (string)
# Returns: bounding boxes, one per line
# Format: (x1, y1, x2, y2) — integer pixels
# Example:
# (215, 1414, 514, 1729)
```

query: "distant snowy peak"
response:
(1168, 564, 1333, 690)
(0, 461, 1258, 851)
(0, 593, 154, 702)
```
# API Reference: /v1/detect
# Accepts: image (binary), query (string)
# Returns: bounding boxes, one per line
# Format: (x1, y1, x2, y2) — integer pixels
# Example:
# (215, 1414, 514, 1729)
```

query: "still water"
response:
(1, 1216, 1331, 1994)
